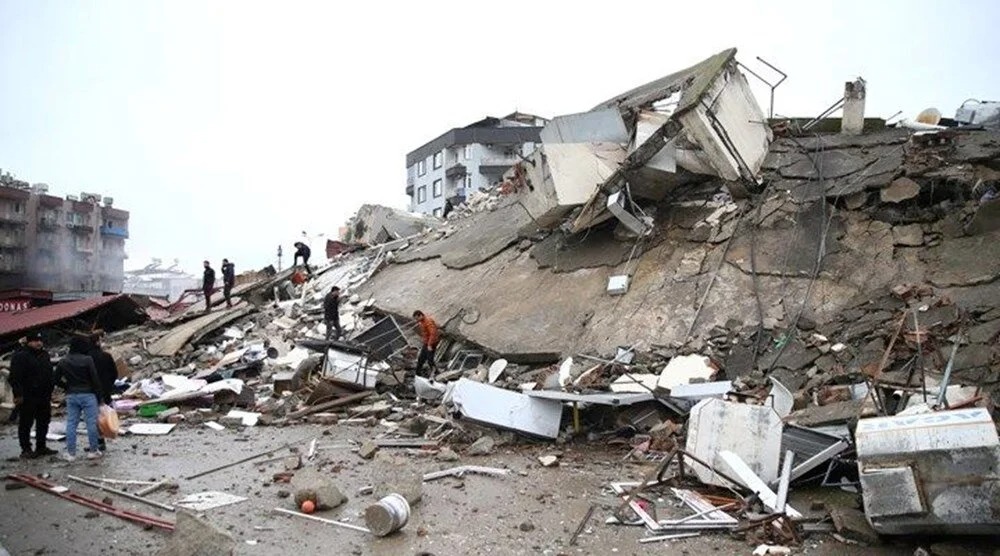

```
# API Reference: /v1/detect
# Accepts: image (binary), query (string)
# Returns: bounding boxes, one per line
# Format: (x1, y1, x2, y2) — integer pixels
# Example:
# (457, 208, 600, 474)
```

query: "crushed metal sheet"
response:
(450, 378, 563, 439)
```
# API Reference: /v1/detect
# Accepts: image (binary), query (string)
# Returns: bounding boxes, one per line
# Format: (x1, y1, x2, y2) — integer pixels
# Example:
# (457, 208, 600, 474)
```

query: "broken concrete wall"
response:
(511, 143, 626, 228)
(677, 62, 773, 189)
(347, 204, 433, 245)
(362, 129, 1000, 374)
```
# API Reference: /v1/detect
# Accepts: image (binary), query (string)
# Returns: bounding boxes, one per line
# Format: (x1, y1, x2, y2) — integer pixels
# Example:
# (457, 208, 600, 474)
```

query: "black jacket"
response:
(54, 353, 102, 396)
(9, 346, 54, 400)
(88, 347, 118, 404)
(203, 267, 216, 290)
(222, 262, 235, 287)
(324, 292, 340, 321)
(295, 244, 311, 259)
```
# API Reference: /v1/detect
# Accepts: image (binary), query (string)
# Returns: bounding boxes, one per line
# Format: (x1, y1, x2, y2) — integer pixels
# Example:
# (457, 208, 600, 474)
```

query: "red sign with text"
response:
(0, 298, 31, 312)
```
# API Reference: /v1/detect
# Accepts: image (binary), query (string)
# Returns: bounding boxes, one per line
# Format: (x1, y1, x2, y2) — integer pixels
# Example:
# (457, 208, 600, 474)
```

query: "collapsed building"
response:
(3, 47, 1000, 551)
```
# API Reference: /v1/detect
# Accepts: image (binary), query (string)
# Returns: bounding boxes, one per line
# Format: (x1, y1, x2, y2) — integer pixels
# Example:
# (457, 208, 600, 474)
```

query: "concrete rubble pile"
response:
(3, 47, 1000, 553)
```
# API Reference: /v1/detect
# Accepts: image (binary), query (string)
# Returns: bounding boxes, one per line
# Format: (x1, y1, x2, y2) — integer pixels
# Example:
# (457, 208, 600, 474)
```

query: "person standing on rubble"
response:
(324, 286, 343, 342)
(88, 333, 118, 453)
(412, 310, 440, 377)
(221, 258, 236, 308)
(55, 336, 104, 461)
(293, 242, 313, 276)
(10, 333, 56, 459)
(202, 260, 216, 313)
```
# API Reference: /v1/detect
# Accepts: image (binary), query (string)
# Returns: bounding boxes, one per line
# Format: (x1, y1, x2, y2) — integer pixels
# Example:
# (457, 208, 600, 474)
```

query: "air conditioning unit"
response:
(103, 197, 114, 207)
(66, 195, 79, 202)
(80, 192, 101, 204)
(32, 183, 49, 194)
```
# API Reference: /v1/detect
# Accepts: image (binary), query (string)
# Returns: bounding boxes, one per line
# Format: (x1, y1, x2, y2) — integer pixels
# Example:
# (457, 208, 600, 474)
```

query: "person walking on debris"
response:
(55, 336, 104, 461)
(202, 260, 216, 313)
(413, 310, 440, 377)
(293, 242, 313, 276)
(324, 286, 342, 342)
(10, 333, 56, 459)
(88, 333, 118, 453)
(221, 258, 236, 308)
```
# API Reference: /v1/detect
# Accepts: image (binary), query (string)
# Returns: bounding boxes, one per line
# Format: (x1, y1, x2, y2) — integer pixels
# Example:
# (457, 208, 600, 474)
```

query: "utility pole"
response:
(277, 245, 283, 271)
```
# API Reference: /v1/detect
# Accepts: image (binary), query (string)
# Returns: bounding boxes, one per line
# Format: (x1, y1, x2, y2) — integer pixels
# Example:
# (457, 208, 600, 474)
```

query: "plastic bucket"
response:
(364, 493, 410, 536)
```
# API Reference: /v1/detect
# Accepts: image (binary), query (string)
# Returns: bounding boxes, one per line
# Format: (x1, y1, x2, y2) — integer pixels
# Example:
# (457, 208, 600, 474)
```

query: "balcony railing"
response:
(445, 163, 467, 179)
(478, 155, 522, 167)
(100, 225, 129, 239)
(0, 213, 27, 225)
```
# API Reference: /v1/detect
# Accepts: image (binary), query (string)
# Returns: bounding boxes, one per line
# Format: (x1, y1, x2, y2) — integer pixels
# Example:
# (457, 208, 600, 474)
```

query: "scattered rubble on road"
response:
(3, 46, 1000, 553)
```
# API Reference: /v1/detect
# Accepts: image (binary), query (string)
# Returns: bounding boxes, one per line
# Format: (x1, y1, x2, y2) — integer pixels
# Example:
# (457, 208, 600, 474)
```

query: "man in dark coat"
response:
(221, 258, 236, 308)
(324, 286, 342, 341)
(88, 333, 118, 452)
(10, 332, 55, 459)
(293, 242, 313, 276)
(202, 260, 216, 313)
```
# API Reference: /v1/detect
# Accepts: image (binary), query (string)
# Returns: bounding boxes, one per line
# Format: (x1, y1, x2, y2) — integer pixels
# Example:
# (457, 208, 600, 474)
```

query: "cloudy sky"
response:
(0, 0, 997, 274)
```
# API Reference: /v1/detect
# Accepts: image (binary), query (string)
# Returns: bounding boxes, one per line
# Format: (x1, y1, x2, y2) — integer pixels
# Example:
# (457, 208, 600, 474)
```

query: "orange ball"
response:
(300, 500, 316, 514)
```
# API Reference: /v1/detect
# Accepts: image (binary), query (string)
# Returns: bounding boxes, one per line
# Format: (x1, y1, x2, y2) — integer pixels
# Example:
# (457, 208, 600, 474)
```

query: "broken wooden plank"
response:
(284, 391, 373, 420)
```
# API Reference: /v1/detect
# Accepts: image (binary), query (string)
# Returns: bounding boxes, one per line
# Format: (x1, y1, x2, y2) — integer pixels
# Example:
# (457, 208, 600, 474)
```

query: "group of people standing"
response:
(202, 258, 236, 313)
(10, 332, 117, 461)
(200, 243, 314, 314)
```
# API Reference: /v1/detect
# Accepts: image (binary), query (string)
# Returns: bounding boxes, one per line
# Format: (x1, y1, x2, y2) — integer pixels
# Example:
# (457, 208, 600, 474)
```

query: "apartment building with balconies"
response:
(405, 112, 547, 216)
(0, 173, 129, 294)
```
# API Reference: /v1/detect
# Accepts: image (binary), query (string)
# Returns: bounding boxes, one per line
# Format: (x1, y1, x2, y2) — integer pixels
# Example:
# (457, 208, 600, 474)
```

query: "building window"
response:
(464, 175, 472, 190)
(432, 179, 443, 197)
(433, 208, 443, 218)
(464, 144, 472, 160)
(417, 160, 427, 176)
(417, 186, 427, 203)
(433, 151, 443, 169)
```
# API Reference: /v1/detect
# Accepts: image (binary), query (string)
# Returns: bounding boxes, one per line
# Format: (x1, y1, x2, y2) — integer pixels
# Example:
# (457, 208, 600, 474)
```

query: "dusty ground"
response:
(0, 421, 976, 555)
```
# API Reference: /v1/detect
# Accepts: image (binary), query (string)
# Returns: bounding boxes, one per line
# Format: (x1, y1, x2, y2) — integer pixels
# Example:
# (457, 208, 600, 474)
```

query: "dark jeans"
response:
(203, 288, 212, 311)
(295, 255, 312, 275)
(415, 345, 437, 377)
(223, 284, 233, 307)
(325, 318, 342, 341)
(17, 397, 51, 453)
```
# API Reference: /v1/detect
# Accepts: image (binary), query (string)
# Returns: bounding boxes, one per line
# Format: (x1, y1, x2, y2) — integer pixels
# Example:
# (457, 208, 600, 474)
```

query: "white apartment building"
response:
(406, 112, 547, 216)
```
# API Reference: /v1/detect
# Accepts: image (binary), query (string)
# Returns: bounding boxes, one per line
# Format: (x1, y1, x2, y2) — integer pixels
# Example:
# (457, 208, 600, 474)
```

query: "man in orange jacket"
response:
(412, 310, 439, 377)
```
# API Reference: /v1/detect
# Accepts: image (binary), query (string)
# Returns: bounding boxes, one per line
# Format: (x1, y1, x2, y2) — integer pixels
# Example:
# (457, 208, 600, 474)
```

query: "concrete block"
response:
(292, 468, 347, 511)
(157, 511, 235, 556)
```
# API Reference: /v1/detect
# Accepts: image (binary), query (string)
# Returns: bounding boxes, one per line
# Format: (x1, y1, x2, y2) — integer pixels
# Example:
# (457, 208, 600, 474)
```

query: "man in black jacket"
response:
(324, 286, 342, 341)
(10, 333, 55, 459)
(221, 258, 235, 308)
(293, 242, 313, 276)
(88, 333, 118, 452)
(202, 260, 216, 313)
(54, 336, 104, 461)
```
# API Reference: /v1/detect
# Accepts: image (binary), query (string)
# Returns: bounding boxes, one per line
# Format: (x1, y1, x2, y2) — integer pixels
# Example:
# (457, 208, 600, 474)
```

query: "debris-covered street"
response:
(2, 4, 1000, 555)
(1, 424, 918, 556)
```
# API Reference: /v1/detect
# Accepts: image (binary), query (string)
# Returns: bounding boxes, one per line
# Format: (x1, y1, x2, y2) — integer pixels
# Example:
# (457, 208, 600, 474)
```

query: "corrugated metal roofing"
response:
(0, 294, 137, 337)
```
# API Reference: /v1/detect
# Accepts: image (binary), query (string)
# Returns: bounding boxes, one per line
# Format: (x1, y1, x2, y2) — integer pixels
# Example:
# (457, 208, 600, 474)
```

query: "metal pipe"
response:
(67, 475, 175, 512)
(639, 532, 701, 544)
(936, 338, 961, 408)
(273, 507, 371, 533)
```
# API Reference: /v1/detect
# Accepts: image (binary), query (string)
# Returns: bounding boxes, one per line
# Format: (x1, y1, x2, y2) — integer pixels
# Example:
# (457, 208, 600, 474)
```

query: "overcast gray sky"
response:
(1, 0, 997, 274)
